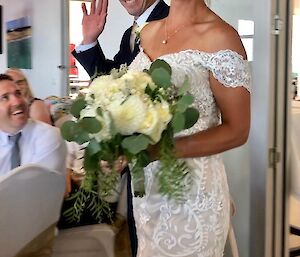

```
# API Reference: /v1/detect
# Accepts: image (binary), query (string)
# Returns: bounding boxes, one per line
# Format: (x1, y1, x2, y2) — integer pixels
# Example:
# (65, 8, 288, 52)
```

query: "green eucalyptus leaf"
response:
(60, 120, 80, 142)
(86, 139, 101, 156)
(183, 107, 199, 129)
(178, 76, 190, 95)
(171, 112, 185, 133)
(83, 153, 99, 172)
(79, 117, 102, 134)
(70, 99, 87, 118)
(75, 131, 90, 145)
(144, 85, 153, 96)
(149, 59, 172, 76)
(121, 134, 150, 155)
(151, 68, 171, 89)
(176, 95, 194, 113)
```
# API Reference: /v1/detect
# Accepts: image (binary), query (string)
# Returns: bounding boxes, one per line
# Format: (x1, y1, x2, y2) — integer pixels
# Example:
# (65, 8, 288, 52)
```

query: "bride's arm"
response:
(147, 82, 250, 160)
(175, 82, 250, 158)
(174, 23, 250, 158)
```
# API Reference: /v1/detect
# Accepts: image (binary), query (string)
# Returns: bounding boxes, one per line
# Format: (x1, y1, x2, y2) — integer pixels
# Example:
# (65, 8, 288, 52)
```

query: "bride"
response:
(129, 0, 251, 256)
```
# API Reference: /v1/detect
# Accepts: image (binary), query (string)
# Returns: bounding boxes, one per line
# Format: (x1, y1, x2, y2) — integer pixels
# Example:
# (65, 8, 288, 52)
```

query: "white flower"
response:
(137, 100, 171, 143)
(137, 104, 159, 141)
(79, 70, 171, 143)
(156, 100, 172, 125)
(80, 106, 112, 142)
(107, 95, 147, 135)
(80, 105, 97, 119)
(92, 111, 113, 142)
(121, 72, 156, 92)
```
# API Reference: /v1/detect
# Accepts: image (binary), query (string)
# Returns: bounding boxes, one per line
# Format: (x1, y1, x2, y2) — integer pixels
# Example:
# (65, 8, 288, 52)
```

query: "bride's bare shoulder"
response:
(202, 16, 247, 58)
(139, 19, 163, 45)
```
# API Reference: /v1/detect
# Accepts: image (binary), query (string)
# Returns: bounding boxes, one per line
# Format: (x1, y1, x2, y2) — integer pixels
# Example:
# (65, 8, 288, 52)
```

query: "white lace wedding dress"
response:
(129, 49, 251, 257)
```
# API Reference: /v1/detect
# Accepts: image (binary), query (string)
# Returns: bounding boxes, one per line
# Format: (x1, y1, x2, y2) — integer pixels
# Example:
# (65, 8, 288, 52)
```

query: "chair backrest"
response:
(52, 171, 130, 257)
(0, 164, 65, 257)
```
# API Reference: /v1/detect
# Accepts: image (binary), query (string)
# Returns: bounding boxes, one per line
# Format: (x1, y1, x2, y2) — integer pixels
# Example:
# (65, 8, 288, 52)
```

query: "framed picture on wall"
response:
(6, 16, 32, 68)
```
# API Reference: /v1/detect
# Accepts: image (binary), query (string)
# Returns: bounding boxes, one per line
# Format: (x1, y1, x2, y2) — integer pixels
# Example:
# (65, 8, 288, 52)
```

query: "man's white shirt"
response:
(0, 120, 67, 177)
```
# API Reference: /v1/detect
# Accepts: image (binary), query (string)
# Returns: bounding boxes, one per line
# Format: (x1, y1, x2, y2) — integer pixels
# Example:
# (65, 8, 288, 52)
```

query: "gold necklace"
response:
(162, 18, 190, 44)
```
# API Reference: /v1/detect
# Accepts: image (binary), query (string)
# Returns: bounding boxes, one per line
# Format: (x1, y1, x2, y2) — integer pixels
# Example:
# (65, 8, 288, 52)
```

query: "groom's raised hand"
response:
(81, 0, 108, 45)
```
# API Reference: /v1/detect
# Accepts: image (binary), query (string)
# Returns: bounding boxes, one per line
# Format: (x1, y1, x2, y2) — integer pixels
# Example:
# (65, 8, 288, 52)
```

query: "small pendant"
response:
(162, 39, 167, 44)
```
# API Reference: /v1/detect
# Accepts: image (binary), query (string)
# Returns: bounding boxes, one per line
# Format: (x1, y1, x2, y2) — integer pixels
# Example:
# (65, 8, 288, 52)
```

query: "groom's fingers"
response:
(81, 3, 88, 16)
(96, 0, 108, 16)
(90, 0, 96, 14)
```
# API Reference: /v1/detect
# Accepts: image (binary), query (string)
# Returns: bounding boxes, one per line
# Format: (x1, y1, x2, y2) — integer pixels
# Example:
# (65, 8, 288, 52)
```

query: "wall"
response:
(0, 0, 64, 98)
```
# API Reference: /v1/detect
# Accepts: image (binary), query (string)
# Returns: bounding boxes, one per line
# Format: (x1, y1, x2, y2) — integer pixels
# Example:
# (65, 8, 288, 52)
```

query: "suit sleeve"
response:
(72, 28, 132, 77)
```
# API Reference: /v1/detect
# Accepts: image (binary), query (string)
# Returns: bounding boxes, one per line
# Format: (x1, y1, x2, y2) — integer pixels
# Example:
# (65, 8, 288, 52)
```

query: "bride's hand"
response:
(100, 156, 128, 174)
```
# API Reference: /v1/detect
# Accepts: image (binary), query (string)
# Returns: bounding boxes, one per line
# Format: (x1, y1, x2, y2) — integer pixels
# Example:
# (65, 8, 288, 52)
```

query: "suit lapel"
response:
(146, 0, 169, 22)
(130, 0, 169, 60)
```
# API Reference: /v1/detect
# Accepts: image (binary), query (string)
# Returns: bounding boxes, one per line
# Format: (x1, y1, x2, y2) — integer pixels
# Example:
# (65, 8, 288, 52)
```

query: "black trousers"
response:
(126, 169, 138, 257)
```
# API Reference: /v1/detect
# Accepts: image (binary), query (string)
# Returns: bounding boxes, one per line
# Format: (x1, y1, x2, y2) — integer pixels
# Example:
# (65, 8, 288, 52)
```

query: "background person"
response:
(5, 68, 53, 125)
(0, 74, 66, 177)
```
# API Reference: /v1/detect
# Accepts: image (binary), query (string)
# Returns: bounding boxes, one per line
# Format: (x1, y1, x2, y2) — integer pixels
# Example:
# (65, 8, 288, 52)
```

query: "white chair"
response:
(51, 173, 130, 257)
(0, 164, 65, 257)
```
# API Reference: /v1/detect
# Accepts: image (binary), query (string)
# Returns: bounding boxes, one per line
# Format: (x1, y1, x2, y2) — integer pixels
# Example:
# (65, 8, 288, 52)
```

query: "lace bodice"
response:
(130, 49, 251, 136)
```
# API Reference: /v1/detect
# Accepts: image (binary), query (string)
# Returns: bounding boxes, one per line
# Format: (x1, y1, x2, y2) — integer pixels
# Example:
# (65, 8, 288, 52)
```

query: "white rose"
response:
(107, 94, 147, 135)
(122, 72, 156, 92)
(156, 100, 172, 124)
(92, 111, 113, 142)
(136, 100, 171, 143)
(80, 106, 97, 119)
(150, 101, 172, 143)
(137, 104, 159, 142)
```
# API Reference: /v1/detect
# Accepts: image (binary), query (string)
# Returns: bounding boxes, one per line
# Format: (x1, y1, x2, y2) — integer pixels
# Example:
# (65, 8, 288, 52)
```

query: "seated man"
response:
(0, 74, 66, 176)
(0, 74, 67, 256)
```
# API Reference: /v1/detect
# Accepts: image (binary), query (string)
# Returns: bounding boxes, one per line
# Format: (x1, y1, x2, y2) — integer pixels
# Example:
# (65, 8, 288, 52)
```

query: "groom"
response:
(72, 1, 169, 256)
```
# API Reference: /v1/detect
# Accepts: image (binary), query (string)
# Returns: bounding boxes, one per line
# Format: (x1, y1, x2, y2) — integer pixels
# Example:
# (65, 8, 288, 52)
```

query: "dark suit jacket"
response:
(72, 0, 169, 77)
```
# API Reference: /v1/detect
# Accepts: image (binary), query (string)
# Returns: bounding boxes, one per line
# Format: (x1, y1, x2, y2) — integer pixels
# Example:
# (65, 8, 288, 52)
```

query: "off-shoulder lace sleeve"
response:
(206, 49, 251, 92)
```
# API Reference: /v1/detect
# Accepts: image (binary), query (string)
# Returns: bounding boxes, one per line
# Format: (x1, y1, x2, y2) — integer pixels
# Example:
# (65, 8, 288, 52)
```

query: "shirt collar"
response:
(135, 0, 160, 26)
(0, 121, 31, 146)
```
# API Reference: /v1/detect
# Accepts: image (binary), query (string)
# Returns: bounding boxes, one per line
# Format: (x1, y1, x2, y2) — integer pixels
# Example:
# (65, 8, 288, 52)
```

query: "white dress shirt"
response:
(75, 0, 160, 53)
(0, 120, 67, 177)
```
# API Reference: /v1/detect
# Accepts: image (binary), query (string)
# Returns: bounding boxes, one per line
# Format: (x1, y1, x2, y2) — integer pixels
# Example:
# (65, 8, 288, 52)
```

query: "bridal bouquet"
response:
(61, 60, 199, 222)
